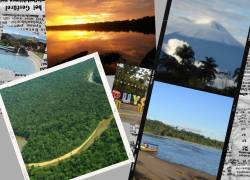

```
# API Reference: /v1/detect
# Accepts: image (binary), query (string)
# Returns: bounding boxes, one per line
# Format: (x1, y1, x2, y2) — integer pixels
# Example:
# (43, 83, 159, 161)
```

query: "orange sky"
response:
(46, 0, 154, 26)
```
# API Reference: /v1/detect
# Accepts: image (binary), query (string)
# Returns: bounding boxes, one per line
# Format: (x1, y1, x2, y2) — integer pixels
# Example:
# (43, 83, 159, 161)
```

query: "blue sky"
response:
(168, 0, 250, 44)
(3, 26, 46, 43)
(147, 81, 233, 141)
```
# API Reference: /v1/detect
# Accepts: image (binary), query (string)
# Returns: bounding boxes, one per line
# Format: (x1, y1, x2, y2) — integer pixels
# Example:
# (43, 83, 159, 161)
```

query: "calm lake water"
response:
(47, 30, 155, 74)
(142, 134, 222, 176)
(0, 49, 35, 74)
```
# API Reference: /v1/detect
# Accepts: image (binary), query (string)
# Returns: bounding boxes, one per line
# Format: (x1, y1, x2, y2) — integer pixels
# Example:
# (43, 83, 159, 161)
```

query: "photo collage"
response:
(0, 0, 250, 180)
(132, 0, 250, 180)
(112, 64, 153, 153)
(1, 0, 155, 179)
(46, 0, 156, 75)
(0, 54, 133, 180)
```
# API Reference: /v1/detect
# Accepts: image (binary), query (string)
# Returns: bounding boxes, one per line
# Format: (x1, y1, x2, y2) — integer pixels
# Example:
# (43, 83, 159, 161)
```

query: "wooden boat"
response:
(140, 143, 159, 153)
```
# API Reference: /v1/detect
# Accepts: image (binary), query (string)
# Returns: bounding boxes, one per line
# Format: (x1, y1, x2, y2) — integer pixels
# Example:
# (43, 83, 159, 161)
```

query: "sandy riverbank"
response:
(28, 51, 41, 72)
(134, 151, 216, 180)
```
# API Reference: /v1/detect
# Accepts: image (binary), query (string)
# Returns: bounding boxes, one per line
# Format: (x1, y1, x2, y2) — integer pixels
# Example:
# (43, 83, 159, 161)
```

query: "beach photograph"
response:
(157, 0, 250, 97)
(134, 81, 234, 180)
(0, 57, 129, 180)
(0, 26, 46, 84)
(46, 0, 156, 75)
(112, 63, 152, 151)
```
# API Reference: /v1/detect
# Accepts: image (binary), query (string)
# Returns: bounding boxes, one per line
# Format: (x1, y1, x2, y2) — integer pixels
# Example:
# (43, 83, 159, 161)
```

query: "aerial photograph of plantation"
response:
(0, 58, 128, 180)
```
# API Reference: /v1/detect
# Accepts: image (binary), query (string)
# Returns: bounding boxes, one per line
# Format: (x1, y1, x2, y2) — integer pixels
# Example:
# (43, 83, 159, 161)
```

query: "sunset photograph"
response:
(46, 0, 156, 75)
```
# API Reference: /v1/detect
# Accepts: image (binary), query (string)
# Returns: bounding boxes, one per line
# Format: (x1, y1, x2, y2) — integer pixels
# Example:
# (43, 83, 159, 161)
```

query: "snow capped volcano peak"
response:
(209, 21, 226, 31)
(198, 20, 228, 33)
(194, 19, 225, 30)
(163, 16, 245, 73)
(166, 16, 242, 47)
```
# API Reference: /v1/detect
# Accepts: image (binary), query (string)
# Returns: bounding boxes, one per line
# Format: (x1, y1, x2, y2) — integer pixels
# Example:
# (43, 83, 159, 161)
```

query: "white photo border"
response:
(0, 52, 134, 180)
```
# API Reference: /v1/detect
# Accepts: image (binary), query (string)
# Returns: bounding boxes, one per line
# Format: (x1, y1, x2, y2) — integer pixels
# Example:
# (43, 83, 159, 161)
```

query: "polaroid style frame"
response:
(129, 0, 250, 179)
(0, 52, 134, 180)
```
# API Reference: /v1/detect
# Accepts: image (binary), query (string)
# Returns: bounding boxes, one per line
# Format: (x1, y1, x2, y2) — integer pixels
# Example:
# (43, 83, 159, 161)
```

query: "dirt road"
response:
(27, 117, 112, 168)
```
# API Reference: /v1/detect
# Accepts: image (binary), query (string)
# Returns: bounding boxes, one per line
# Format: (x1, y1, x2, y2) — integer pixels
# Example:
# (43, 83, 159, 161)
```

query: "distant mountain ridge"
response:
(162, 16, 245, 72)
(3, 33, 46, 44)
(166, 16, 243, 46)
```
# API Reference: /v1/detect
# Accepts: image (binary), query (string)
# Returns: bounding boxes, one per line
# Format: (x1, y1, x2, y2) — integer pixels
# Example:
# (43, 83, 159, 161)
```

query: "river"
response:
(142, 134, 222, 176)
(0, 49, 36, 74)
(47, 30, 155, 74)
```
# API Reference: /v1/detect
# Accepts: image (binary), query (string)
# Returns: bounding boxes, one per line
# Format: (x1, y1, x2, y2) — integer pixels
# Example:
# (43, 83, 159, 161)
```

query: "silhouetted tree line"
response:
(47, 16, 155, 34)
(157, 44, 239, 97)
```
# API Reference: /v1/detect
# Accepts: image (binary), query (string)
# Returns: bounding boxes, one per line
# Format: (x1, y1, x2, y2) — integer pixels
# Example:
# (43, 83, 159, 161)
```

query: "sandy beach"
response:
(28, 51, 41, 72)
(0, 68, 16, 84)
(134, 151, 216, 180)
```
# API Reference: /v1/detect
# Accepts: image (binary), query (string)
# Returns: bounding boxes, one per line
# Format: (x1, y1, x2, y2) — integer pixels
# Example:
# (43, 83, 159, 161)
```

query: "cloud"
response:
(163, 39, 189, 63)
(211, 74, 236, 89)
(169, 0, 250, 44)
(163, 39, 205, 67)
(46, 0, 154, 26)
(194, 61, 203, 68)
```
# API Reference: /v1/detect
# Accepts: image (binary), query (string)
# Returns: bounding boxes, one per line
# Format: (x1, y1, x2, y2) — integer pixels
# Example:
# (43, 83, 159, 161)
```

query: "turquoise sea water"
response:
(0, 49, 35, 74)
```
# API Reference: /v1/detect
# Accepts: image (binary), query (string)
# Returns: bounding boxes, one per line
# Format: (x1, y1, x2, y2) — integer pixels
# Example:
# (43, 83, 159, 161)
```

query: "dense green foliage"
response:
(0, 59, 119, 163)
(1, 34, 46, 54)
(28, 120, 127, 180)
(92, 67, 102, 84)
(113, 64, 152, 97)
(144, 120, 224, 149)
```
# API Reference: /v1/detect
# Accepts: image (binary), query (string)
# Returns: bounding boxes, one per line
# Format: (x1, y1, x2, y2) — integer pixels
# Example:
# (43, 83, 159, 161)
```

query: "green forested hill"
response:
(144, 120, 223, 149)
(0, 58, 127, 178)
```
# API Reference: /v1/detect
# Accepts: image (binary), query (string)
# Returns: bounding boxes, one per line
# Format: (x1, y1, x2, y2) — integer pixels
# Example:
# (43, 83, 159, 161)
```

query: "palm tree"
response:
(174, 45, 197, 81)
(164, 54, 180, 73)
(200, 57, 218, 84)
(175, 44, 195, 67)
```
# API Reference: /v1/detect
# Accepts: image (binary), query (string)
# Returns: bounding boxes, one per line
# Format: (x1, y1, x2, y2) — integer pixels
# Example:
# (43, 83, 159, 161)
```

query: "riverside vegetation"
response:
(144, 120, 223, 149)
